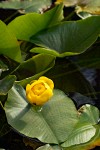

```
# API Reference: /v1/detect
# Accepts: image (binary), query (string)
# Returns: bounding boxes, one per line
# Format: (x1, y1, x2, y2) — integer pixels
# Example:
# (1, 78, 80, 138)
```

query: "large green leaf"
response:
(0, 0, 51, 13)
(30, 16, 100, 56)
(0, 75, 16, 95)
(62, 104, 99, 148)
(0, 20, 22, 62)
(45, 59, 95, 96)
(4, 84, 78, 144)
(8, 4, 64, 41)
(15, 54, 55, 87)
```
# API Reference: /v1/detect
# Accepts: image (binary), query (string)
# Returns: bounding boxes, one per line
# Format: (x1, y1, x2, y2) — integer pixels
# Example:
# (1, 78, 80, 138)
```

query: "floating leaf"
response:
(8, 4, 64, 41)
(0, 75, 16, 95)
(4, 84, 78, 144)
(30, 16, 100, 56)
(0, 20, 22, 62)
(0, 0, 51, 13)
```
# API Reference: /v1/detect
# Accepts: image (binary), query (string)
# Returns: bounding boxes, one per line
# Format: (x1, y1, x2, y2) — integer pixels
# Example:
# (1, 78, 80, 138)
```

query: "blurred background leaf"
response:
(0, 0, 52, 14)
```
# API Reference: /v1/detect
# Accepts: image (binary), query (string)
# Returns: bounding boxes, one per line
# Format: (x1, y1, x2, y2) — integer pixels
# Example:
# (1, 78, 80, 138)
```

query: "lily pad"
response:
(4, 84, 78, 144)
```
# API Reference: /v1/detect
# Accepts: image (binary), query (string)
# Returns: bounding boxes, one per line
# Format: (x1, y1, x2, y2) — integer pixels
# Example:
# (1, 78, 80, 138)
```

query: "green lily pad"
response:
(4, 84, 78, 144)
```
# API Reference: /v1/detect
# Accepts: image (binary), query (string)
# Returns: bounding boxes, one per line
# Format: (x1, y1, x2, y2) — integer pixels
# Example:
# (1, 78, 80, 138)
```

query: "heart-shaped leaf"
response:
(30, 16, 100, 56)
(4, 84, 78, 144)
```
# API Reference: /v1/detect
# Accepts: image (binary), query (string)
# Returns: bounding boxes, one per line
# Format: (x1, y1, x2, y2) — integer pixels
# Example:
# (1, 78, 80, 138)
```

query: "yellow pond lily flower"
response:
(26, 76, 54, 106)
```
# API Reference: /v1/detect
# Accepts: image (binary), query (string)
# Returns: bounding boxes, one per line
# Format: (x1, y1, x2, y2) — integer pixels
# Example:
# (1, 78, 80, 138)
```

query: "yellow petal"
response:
(39, 76, 54, 90)
(26, 84, 31, 94)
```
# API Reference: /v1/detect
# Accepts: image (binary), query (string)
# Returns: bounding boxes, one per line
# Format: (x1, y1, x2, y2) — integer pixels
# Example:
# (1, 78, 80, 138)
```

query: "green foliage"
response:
(0, 2, 100, 149)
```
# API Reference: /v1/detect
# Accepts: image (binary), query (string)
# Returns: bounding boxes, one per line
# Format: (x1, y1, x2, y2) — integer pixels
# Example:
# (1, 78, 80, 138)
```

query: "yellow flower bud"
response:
(55, 0, 63, 5)
(26, 76, 54, 106)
